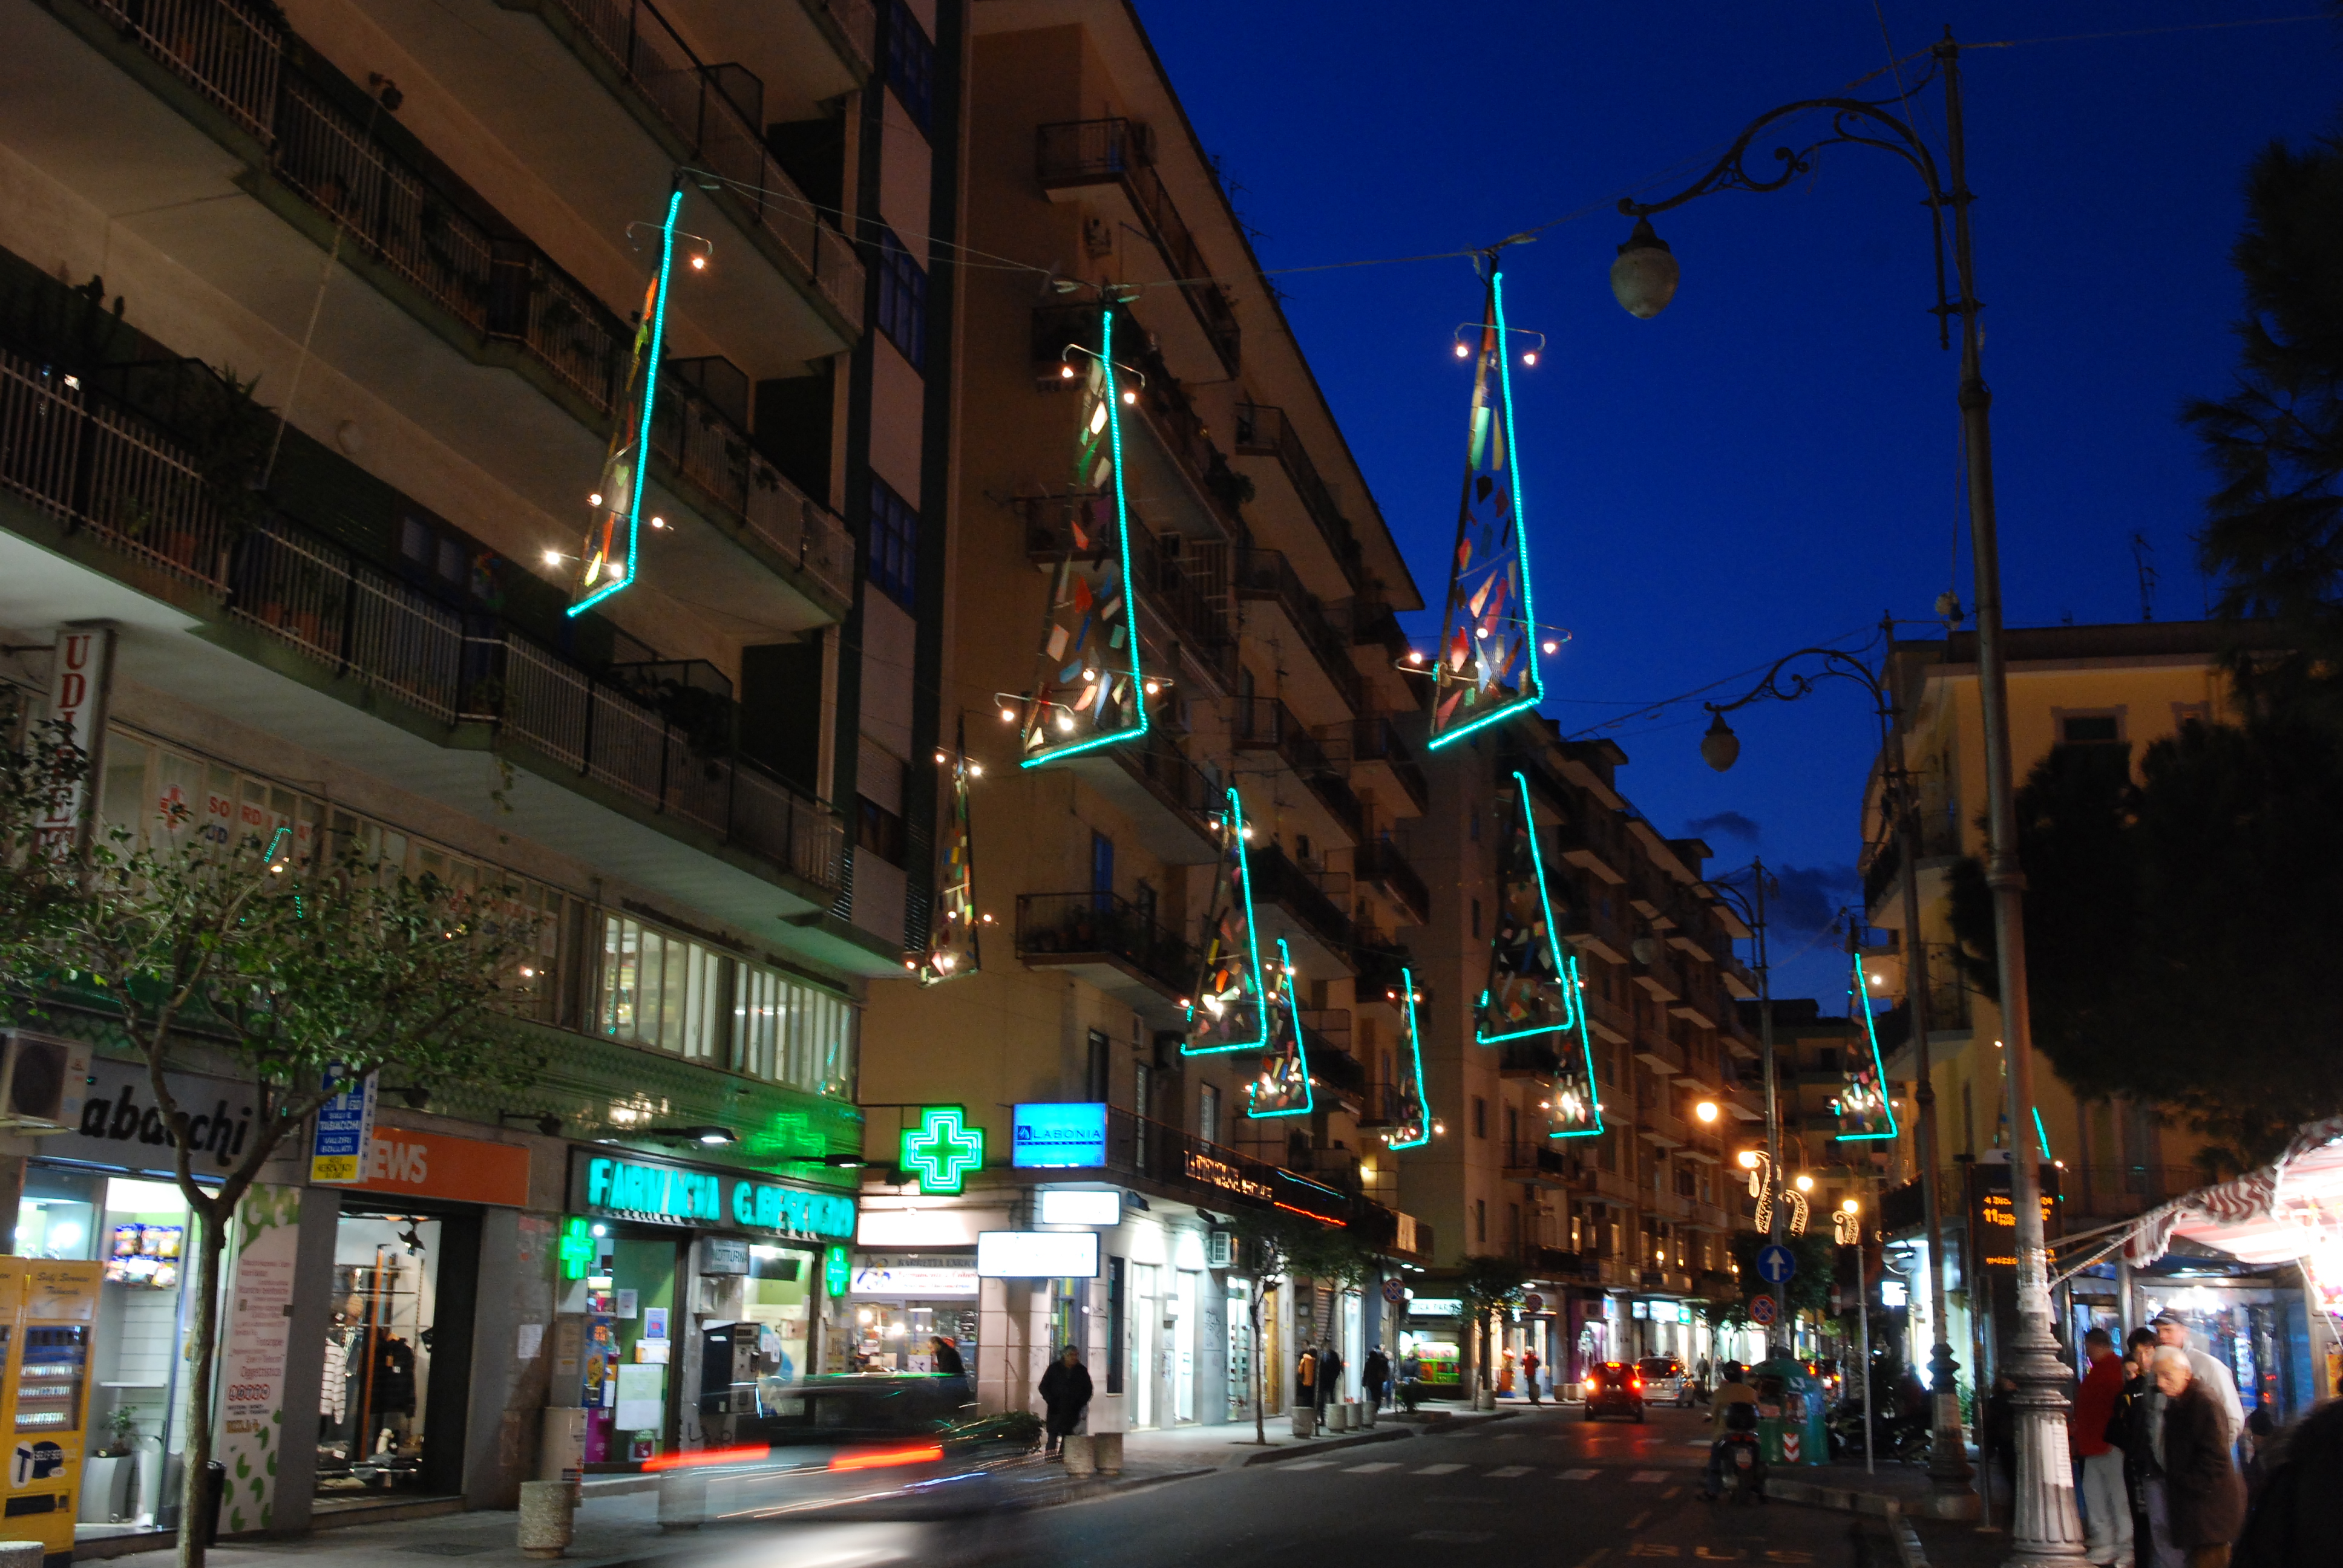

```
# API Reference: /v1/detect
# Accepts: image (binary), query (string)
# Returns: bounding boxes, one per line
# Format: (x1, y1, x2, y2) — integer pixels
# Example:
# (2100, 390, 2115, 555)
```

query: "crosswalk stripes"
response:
(1486, 1466, 1534, 1478)
(1282, 1460, 1339, 1471)
(1413, 1463, 1466, 1475)
(1343, 1462, 1401, 1473)
(1559, 1468, 1599, 1480)
(1629, 1470, 1670, 1483)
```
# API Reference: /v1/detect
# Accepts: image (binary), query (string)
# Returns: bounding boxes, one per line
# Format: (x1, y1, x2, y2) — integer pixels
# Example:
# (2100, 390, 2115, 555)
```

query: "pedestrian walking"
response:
(1318, 1342, 1344, 1412)
(2072, 1327, 2133, 1567)
(1522, 1347, 1542, 1405)
(2141, 1345, 2246, 1568)
(2233, 1394, 2343, 1567)
(1038, 1345, 1092, 1458)
(1363, 1345, 1391, 1414)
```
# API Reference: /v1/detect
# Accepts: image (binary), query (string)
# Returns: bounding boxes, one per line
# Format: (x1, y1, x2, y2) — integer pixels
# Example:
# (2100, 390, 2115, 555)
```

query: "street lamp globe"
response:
(1610, 217, 1679, 319)
(1694, 1100, 1720, 1124)
(1699, 711, 1740, 772)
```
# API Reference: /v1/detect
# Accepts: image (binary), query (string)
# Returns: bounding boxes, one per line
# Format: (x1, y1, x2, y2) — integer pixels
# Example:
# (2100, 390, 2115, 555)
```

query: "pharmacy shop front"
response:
(563, 1152, 856, 1467)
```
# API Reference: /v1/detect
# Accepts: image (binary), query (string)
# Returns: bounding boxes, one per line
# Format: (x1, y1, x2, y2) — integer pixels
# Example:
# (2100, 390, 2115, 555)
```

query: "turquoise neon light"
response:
(1386, 966, 1434, 1151)
(1181, 788, 1272, 1055)
(1427, 269, 1545, 751)
(1476, 770, 1581, 1046)
(1550, 953, 1605, 1138)
(1021, 305, 1150, 766)
(2031, 1107, 2051, 1161)
(571, 185, 684, 619)
(1837, 951, 1902, 1142)
(1246, 938, 1315, 1119)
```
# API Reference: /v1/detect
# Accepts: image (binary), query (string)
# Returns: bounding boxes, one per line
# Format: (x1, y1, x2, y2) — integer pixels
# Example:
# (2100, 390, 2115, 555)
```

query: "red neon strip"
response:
(828, 1444, 944, 1472)
(1271, 1201, 1343, 1224)
(644, 1445, 770, 1472)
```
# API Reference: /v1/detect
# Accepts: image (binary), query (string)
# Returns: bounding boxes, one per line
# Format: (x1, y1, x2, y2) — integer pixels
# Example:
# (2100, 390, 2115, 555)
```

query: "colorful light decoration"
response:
(1833, 946, 1901, 1142)
(1383, 967, 1435, 1151)
(1474, 773, 1602, 1138)
(899, 1106, 984, 1195)
(1182, 789, 1270, 1056)
(1246, 939, 1316, 1119)
(1426, 266, 1544, 750)
(571, 182, 685, 618)
(914, 720, 979, 986)
(1015, 307, 1151, 765)
(1833, 1201, 1863, 1246)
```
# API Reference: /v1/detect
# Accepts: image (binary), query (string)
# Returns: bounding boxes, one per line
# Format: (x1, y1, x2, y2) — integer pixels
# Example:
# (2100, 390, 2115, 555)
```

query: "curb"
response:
(1232, 1424, 1414, 1467)
(1891, 1515, 1929, 1568)
(1761, 1475, 1979, 1523)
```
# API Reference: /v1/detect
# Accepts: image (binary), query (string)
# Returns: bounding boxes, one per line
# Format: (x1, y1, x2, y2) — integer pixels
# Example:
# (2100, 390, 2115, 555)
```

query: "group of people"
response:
(1297, 1341, 1398, 1413)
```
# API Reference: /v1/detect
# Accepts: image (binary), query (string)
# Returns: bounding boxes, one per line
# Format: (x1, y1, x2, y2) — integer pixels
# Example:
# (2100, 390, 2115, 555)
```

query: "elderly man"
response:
(2151, 1312, 2243, 1448)
(2142, 1345, 2246, 1568)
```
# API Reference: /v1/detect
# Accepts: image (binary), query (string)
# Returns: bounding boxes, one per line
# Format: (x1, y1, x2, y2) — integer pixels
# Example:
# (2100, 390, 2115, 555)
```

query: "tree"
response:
(0, 703, 538, 1568)
(2184, 118, 2343, 720)
(1222, 1210, 1380, 1442)
(1455, 1254, 1526, 1398)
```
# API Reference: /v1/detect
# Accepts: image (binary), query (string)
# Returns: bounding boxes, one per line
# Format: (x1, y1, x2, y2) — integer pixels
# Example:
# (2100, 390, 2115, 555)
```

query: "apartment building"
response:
(1859, 621, 2238, 1386)
(850, 0, 1432, 1431)
(0, 0, 948, 1537)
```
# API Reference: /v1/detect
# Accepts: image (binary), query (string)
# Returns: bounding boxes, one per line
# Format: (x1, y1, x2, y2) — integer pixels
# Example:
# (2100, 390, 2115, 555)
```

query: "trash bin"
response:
(200, 1460, 226, 1546)
(1751, 1356, 1827, 1467)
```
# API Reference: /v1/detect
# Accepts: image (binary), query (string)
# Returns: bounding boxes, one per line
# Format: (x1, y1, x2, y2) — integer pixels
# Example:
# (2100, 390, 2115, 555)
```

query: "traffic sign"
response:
(1755, 1243, 1798, 1285)
(1381, 1278, 1407, 1304)
(1524, 1293, 1545, 1313)
(1749, 1295, 1779, 1326)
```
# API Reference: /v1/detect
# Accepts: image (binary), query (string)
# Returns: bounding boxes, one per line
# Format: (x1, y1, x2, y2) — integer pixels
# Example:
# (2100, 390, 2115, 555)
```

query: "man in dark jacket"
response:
(2233, 1394, 2343, 1567)
(1038, 1345, 1092, 1457)
(1362, 1346, 1392, 1414)
(2145, 1346, 2246, 1568)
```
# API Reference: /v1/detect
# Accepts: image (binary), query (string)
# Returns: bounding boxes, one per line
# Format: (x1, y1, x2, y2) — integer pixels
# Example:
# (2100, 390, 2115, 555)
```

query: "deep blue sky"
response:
(1134, 1, 2341, 1005)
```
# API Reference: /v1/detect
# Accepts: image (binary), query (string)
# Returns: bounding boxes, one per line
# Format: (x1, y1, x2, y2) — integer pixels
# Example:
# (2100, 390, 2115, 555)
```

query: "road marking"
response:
(1559, 1468, 1600, 1480)
(1572, 1553, 1610, 1568)
(1663, 1486, 1682, 1498)
(1625, 1509, 1652, 1530)
(1413, 1531, 1493, 1544)
(1487, 1465, 1533, 1477)
(1630, 1469, 1671, 1483)
(1280, 1460, 1339, 1470)
(1343, 1461, 1400, 1473)
(1414, 1462, 1466, 1475)
(1495, 1433, 1520, 1440)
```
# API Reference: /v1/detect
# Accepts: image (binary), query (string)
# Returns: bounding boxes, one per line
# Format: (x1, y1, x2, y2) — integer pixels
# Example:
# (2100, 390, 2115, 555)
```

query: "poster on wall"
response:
(215, 1185, 301, 1533)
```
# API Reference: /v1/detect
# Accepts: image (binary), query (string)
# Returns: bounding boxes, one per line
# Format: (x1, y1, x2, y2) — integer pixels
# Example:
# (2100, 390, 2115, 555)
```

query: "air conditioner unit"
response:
(0, 1033, 93, 1132)
(1206, 1231, 1233, 1269)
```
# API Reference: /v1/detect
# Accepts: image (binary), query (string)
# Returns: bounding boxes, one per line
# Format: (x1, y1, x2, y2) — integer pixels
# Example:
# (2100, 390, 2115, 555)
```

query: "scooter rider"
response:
(1704, 1363, 1763, 1501)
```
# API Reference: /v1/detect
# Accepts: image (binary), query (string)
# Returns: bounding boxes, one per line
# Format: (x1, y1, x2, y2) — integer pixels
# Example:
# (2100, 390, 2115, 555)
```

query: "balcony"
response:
(1101, 1110, 1401, 1243)
(1245, 842, 1355, 968)
(1029, 514, 1237, 694)
(1035, 120, 1240, 377)
(1352, 837, 1429, 927)
(1498, 1038, 1567, 1080)
(1354, 935, 1412, 1006)
(1503, 1141, 1572, 1186)
(1633, 1032, 1687, 1079)
(1578, 987, 1633, 1045)
(1346, 716, 1429, 816)
(1348, 597, 1412, 667)
(1554, 818, 1627, 886)
(1574, 1163, 1640, 1205)
(1234, 403, 1366, 593)
(1054, 732, 1224, 867)
(1232, 548, 1365, 716)
(1637, 1108, 1690, 1149)
(1015, 892, 1198, 1022)
(1233, 698, 1365, 848)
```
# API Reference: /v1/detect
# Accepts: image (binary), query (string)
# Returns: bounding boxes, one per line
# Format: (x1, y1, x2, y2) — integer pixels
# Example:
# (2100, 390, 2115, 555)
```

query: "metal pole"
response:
(1753, 859, 1785, 1355)
(1936, 35, 2083, 1564)
(1860, 1254, 1874, 1476)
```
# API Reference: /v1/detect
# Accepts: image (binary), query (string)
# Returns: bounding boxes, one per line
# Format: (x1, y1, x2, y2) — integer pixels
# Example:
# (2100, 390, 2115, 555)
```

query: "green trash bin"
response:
(1751, 1356, 1827, 1466)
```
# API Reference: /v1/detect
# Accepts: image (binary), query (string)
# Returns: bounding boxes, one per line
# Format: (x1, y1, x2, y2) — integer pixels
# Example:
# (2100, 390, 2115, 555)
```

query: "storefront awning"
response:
(2099, 1114, 2343, 1273)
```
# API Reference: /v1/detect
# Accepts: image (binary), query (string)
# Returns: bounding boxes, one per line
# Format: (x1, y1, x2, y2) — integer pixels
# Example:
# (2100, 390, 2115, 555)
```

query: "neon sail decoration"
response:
(1473, 771, 1601, 1136)
(1014, 307, 1150, 765)
(1834, 947, 1899, 1141)
(571, 185, 684, 618)
(1426, 267, 1544, 749)
(913, 721, 978, 986)
(1382, 967, 1434, 1151)
(1181, 788, 1270, 1056)
(1246, 939, 1314, 1119)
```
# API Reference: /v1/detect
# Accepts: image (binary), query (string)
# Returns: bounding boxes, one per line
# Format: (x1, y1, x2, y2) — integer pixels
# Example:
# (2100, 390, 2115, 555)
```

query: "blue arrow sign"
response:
(1755, 1243, 1798, 1285)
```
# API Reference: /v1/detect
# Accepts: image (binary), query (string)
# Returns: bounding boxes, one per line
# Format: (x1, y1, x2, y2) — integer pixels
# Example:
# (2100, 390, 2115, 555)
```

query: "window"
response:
(1134, 1062, 1150, 1121)
(867, 475, 918, 610)
(1505, 1105, 1518, 1148)
(885, 0, 934, 132)
(1086, 1029, 1111, 1102)
(874, 229, 927, 369)
(1199, 1083, 1220, 1146)
(1470, 898, 1481, 939)
(732, 957, 857, 1096)
(1090, 831, 1115, 900)
(2059, 712, 2122, 745)
(1472, 1096, 1488, 1139)
(857, 795, 907, 867)
(604, 914, 857, 1096)
(1474, 1200, 1487, 1243)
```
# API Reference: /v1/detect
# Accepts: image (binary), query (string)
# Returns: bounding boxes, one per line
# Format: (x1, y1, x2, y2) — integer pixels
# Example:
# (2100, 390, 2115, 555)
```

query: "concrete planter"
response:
(1291, 1407, 1316, 1439)
(1328, 1403, 1352, 1432)
(1062, 1434, 1096, 1475)
(1093, 1431, 1123, 1475)
(518, 1479, 575, 1560)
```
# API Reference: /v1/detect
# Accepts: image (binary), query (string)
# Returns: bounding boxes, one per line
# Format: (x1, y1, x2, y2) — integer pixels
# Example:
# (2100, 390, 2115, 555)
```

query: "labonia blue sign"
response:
(1012, 1102, 1107, 1168)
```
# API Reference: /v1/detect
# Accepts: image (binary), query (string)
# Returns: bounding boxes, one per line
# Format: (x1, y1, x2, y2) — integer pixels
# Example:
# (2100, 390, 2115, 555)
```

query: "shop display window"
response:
(318, 1211, 439, 1501)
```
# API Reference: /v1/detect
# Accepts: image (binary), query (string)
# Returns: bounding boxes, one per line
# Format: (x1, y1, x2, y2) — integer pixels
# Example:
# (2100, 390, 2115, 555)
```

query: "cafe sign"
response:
(568, 1151, 854, 1241)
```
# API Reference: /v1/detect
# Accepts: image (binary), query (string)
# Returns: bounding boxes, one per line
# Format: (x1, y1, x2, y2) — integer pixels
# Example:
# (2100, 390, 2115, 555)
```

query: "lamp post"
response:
(1701, 868, 1789, 1357)
(1616, 34, 2070, 1557)
(1699, 629, 1972, 1495)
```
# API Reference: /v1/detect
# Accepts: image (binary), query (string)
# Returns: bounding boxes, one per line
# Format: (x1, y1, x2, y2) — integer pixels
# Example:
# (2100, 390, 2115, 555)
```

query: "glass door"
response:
(1127, 1265, 1158, 1429)
(1172, 1273, 1196, 1423)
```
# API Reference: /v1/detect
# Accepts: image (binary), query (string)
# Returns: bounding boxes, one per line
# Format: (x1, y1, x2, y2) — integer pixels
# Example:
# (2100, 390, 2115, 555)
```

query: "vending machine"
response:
(0, 1258, 102, 1560)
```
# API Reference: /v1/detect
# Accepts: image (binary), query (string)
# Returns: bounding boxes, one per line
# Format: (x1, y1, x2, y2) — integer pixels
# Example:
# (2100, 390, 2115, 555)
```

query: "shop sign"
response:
(1012, 1102, 1107, 1168)
(1964, 1161, 2060, 1274)
(308, 1066, 376, 1184)
(701, 1237, 750, 1276)
(569, 1152, 854, 1241)
(49, 1056, 255, 1174)
(1408, 1297, 1463, 1318)
(347, 1128, 529, 1208)
(900, 1106, 985, 1194)
(851, 1264, 980, 1297)
(1182, 1148, 1271, 1203)
(216, 1186, 298, 1532)
(824, 1245, 851, 1297)
(1037, 1189, 1119, 1226)
(975, 1230, 1100, 1279)
(37, 626, 113, 852)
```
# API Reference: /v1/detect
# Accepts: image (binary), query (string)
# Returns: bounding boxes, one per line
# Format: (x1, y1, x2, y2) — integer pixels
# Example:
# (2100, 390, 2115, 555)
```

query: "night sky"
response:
(1133, 1, 2341, 1007)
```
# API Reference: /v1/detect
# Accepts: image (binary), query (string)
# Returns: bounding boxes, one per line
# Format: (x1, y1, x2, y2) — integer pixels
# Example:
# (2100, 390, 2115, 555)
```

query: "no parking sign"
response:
(1749, 1295, 1779, 1326)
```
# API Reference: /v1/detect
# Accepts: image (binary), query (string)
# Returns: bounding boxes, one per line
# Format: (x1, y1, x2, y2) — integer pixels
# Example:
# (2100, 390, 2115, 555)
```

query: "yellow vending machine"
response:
(0, 1257, 101, 1561)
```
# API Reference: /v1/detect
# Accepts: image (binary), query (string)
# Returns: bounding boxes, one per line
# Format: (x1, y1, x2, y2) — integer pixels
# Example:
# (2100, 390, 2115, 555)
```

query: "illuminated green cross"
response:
(900, 1106, 984, 1194)
(558, 1216, 595, 1281)
(824, 1244, 852, 1297)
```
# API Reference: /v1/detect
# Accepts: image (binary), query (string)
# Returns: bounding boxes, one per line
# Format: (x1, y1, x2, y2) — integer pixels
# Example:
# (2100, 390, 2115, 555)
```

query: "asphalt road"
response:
(668, 1406, 1876, 1568)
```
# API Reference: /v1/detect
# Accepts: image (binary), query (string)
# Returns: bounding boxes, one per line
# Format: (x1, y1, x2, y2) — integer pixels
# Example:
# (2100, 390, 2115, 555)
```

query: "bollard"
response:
(1327, 1402, 1351, 1432)
(1361, 1400, 1377, 1429)
(1061, 1434, 1096, 1475)
(657, 1469, 707, 1531)
(517, 1479, 575, 1560)
(1474, 1387, 1496, 1413)
(0, 1543, 43, 1568)
(1093, 1431, 1122, 1475)
(1291, 1405, 1316, 1439)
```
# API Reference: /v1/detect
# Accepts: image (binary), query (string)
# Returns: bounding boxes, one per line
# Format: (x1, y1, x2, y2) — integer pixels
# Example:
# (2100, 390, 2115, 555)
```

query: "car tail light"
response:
(1630, 1377, 1642, 1391)
(830, 1444, 945, 1471)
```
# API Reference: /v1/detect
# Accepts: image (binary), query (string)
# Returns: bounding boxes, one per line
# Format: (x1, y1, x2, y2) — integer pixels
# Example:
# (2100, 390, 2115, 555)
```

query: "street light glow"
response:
(1694, 1100, 1719, 1124)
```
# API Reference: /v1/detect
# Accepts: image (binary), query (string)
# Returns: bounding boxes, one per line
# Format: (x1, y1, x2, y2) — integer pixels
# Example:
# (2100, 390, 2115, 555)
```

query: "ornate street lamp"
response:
(1617, 34, 2068, 1555)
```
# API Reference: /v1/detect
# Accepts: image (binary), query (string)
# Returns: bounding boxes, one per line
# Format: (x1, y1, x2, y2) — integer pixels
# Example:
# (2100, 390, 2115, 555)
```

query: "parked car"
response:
(1584, 1361, 1646, 1422)
(1637, 1356, 1689, 1406)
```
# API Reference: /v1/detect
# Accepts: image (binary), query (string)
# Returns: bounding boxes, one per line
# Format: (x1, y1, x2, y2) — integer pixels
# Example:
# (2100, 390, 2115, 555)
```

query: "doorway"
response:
(316, 1202, 479, 1505)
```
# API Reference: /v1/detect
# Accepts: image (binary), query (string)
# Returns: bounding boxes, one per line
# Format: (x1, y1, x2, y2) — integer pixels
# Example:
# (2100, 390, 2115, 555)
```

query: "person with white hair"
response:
(2141, 1344, 2246, 1568)
(2151, 1310, 2244, 1448)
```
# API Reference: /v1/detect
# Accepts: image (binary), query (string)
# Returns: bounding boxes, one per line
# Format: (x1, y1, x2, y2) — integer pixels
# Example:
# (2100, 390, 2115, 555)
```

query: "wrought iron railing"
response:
(1012, 891, 1198, 998)
(1350, 715, 1429, 812)
(1353, 837, 1428, 924)
(1232, 549, 1365, 714)
(1235, 403, 1365, 587)
(1245, 841, 1354, 953)
(87, 0, 285, 145)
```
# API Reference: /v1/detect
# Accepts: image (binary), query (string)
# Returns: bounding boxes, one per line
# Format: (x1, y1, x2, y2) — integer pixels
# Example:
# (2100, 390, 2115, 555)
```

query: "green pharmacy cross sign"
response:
(558, 1215, 597, 1281)
(900, 1106, 985, 1194)
(824, 1244, 851, 1298)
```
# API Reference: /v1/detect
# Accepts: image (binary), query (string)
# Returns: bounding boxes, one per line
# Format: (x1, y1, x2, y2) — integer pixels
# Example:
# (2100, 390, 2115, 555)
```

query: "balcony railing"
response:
(1027, 516, 1237, 690)
(1035, 119, 1240, 376)
(1100, 1108, 1397, 1240)
(88, 0, 286, 145)
(1031, 304, 1247, 534)
(1231, 697, 1365, 844)
(1353, 837, 1429, 926)
(1349, 716, 1429, 813)
(1354, 935, 1411, 1003)
(1503, 1141, 1571, 1181)
(0, 344, 845, 892)
(1244, 842, 1354, 955)
(1013, 892, 1199, 999)
(1232, 548, 1364, 714)
(1234, 403, 1365, 589)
